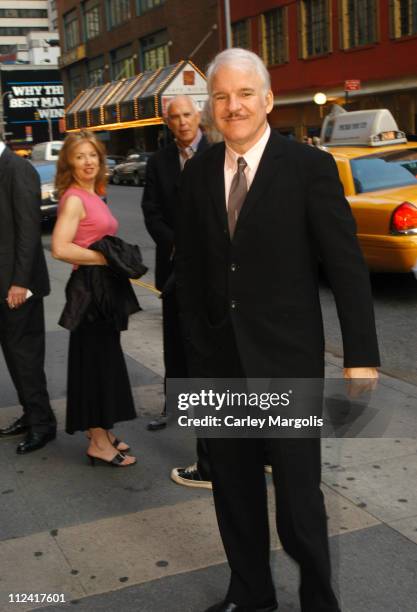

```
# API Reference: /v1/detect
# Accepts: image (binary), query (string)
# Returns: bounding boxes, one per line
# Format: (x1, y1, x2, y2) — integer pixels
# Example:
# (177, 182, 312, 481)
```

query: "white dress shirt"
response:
(0, 141, 6, 158)
(224, 124, 271, 208)
(177, 128, 203, 170)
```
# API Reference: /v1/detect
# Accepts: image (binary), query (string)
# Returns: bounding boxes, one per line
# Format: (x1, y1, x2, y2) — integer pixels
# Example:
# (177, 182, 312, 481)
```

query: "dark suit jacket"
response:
(0, 147, 50, 299)
(141, 136, 208, 291)
(176, 130, 380, 378)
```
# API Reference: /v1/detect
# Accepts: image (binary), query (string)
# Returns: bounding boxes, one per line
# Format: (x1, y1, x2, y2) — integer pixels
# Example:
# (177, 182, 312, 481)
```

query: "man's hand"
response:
(7, 286, 28, 309)
(343, 367, 378, 398)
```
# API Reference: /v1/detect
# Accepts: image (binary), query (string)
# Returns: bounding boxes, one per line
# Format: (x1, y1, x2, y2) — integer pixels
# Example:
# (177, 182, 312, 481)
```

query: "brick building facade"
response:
(58, 0, 218, 102)
(224, 0, 417, 139)
(57, 1, 417, 145)
(57, 0, 219, 151)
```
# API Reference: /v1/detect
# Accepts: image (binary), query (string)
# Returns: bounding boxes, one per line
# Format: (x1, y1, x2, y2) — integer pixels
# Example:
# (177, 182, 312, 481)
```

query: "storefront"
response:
(270, 76, 417, 141)
(65, 60, 208, 154)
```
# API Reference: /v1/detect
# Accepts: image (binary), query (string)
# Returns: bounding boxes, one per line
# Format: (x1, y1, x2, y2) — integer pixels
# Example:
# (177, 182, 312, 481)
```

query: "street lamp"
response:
(314, 92, 327, 119)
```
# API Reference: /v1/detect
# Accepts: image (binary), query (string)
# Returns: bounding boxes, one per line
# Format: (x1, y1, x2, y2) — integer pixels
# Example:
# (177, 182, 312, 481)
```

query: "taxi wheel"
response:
(112, 172, 121, 185)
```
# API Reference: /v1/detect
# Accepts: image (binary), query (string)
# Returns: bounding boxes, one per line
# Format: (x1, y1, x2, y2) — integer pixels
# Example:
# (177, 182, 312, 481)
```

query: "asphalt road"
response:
(42, 184, 417, 386)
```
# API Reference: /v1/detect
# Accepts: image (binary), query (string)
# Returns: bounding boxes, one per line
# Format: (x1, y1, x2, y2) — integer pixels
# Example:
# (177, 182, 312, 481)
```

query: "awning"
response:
(65, 60, 208, 132)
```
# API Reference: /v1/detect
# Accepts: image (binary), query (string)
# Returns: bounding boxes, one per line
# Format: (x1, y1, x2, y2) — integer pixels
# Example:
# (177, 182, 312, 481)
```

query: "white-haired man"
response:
(141, 95, 212, 487)
(176, 49, 379, 612)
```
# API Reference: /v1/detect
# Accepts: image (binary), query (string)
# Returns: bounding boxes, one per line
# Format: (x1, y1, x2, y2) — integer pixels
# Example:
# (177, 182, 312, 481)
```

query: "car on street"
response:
(111, 152, 152, 186)
(31, 161, 58, 223)
(106, 155, 125, 181)
(31, 141, 63, 161)
(321, 108, 417, 273)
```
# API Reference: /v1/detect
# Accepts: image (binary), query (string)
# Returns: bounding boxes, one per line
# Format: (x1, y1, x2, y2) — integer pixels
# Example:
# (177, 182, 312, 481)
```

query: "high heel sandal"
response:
(86, 433, 130, 453)
(87, 452, 136, 467)
(111, 436, 131, 453)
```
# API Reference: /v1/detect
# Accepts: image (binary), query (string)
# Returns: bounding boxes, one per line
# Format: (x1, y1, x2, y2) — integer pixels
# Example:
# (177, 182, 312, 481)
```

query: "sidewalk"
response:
(0, 251, 416, 612)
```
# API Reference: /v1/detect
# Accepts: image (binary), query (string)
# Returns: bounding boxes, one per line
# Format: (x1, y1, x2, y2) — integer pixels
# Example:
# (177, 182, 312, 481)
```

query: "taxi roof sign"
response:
(321, 107, 407, 147)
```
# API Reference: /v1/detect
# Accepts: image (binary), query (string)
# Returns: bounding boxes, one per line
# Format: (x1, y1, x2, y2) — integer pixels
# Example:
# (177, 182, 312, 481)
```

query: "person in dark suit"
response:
(176, 49, 380, 612)
(0, 134, 56, 453)
(141, 95, 212, 488)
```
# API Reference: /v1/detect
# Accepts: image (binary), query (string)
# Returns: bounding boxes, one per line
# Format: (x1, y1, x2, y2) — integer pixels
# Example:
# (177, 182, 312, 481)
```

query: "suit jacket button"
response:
(231, 300, 237, 310)
(230, 263, 237, 272)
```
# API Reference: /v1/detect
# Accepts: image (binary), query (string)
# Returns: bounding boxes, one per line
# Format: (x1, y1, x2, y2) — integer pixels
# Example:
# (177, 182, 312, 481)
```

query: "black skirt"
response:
(66, 313, 137, 434)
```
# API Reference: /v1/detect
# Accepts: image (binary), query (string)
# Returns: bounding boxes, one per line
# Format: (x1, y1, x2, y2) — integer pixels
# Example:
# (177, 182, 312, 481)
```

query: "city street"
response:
(0, 184, 416, 611)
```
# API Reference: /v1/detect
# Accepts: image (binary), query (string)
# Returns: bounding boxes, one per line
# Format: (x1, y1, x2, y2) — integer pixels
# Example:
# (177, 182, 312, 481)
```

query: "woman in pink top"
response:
(52, 130, 137, 467)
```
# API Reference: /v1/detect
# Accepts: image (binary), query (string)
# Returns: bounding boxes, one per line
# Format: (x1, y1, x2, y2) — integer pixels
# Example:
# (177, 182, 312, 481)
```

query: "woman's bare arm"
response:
(51, 195, 107, 266)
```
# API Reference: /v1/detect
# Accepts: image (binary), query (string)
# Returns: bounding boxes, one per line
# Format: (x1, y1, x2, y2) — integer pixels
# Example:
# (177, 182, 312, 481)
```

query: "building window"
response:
(137, 0, 164, 14)
(64, 10, 80, 51)
(260, 8, 287, 65)
(111, 45, 135, 79)
(0, 27, 46, 35)
(299, 0, 330, 58)
(83, 2, 101, 40)
(0, 9, 48, 17)
(0, 44, 17, 54)
(232, 20, 250, 49)
(83, 0, 100, 40)
(68, 67, 84, 101)
(340, 0, 378, 48)
(88, 56, 105, 87)
(390, 0, 417, 38)
(106, 0, 130, 28)
(140, 30, 169, 71)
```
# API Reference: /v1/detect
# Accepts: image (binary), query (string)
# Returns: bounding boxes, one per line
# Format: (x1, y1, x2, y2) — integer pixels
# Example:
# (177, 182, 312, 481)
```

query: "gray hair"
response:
(200, 98, 223, 144)
(165, 95, 199, 117)
(206, 48, 271, 95)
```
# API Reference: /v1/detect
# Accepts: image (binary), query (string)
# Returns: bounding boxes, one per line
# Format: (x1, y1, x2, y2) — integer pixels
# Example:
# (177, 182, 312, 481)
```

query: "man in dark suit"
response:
(141, 95, 212, 488)
(176, 49, 380, 612)
(0, 134, 56, 453)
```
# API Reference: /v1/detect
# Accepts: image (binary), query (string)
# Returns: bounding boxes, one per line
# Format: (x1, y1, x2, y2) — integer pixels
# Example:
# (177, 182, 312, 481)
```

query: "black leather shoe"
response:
(204, 601, 278, 612)
(0, 416, 29, 438)
(16, 430, 56, 454)
(147, 415, 167, 431)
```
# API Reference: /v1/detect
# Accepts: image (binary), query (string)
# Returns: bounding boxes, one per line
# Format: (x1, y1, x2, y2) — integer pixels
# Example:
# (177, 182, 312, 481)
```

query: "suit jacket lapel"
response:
(206, 142, 228, 229)
(0, 148, 12, 181)
(236, 131, 286, 230)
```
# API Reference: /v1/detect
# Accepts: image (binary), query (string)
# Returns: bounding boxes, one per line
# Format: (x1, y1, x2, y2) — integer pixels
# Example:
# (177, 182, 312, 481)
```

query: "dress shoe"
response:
(204, 601, 278, 612)
(16, 430, 56, 454)
(0, 416, 29, 437)
(147, 414, 167, 431)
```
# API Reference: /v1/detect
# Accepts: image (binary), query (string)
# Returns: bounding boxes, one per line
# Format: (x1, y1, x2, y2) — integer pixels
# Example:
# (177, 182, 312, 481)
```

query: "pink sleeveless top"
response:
(59, 187, 118, 248)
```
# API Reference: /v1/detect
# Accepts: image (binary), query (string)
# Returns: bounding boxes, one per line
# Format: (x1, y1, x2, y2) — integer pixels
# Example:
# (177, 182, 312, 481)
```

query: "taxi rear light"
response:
(391, 202, 417, 233)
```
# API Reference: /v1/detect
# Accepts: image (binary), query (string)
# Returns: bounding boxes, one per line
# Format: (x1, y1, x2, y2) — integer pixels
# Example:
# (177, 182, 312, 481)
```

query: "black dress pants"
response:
(206, 437, 340, 611)
(162, 289, 211, 480)
(189, 319, 339, 611)
(0, 298, 55, 433)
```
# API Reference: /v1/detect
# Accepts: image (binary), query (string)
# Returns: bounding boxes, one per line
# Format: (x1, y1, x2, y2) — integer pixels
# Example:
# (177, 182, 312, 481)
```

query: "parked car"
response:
(31, 141, 63, 162)
(31, 161, 58, 223)
(321, 108, 417, 273)
(111, 152, 152, 186)
(106, 155, 125, 181)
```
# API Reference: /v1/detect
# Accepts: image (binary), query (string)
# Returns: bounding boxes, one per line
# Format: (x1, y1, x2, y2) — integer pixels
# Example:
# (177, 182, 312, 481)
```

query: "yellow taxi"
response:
(321, 108, 417, 273)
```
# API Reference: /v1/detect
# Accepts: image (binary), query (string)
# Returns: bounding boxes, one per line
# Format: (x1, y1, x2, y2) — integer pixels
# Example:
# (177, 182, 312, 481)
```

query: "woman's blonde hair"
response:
(55, 129, 107, 198)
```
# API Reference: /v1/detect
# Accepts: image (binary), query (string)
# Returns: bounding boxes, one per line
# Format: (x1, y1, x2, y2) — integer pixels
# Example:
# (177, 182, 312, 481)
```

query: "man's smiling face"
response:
(211, 64, 273, 154)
